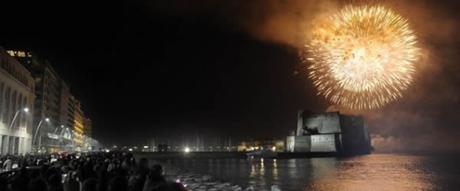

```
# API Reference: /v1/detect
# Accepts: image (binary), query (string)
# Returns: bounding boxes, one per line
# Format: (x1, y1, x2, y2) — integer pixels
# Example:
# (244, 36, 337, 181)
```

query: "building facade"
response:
(83, 118, 92, 138)
(69, 96, 85, 150)
(59, 83, 73, 128)
(7, 49, 93, 153)
(287, 111, 371, 154)
(7, 50, 65, 152)
(0, 48, 35, 155)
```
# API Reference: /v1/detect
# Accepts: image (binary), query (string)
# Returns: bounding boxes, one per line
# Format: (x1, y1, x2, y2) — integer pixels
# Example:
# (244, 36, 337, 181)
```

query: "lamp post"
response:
(32, 117, 50, 152)
(8, 107, 29, 130)
(65, 127, 70, 138)
(53, 125, 66, 151)
(60, 127, 72, 152)
(54, 125, 65, 134)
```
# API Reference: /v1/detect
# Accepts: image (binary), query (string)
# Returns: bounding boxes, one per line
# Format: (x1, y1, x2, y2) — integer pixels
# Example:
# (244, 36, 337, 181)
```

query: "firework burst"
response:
(303, 5, 420, 110)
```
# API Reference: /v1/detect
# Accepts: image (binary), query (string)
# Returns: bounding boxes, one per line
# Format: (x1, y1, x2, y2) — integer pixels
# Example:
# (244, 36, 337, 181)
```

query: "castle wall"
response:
(288, 111, 371, 154)
(303, 112, 341, 134)
(310, 134, 337, 152)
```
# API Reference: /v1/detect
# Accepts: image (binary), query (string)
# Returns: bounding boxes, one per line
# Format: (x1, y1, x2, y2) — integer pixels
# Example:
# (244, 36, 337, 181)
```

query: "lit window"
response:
(6, 50, 14, 56)
(17, 51, 26, 57)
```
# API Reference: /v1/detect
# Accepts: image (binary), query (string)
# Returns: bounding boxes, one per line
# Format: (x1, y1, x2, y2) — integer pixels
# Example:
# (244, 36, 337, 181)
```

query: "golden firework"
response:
(303, 5, 420, 110)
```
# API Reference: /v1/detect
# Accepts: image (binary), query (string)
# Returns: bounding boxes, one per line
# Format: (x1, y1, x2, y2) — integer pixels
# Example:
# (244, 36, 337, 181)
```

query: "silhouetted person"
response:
(63, 170, 80, 191)
(9, 167, 29, 191)
(129, 158, 149, 191)
(142, 165, 168, 191)
(2, 156, 12, 171)
(108, 175, 128, 191)
(28, 178, 48, 191)
(82, 177, 98, 191)
(0, 176, 7, 191)
(48, 173, 64, 191)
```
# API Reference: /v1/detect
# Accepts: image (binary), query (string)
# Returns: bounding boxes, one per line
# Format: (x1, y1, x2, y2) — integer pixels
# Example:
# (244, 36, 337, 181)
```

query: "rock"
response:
(155, 160, 246, 191)
(202, 175, 212, 181)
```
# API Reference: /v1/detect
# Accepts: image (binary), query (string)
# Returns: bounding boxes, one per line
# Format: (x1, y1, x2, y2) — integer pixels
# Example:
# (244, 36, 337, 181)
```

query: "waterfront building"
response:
(7, 49, 93, 153)
(56, 83, 74, 151)
(59, 83, 73, 129)
(84, 117, 92, 137)
(69, 96, 85, 150)
(286, 111, 371, 154)
(7, 50, 66, 152)
(0, 48, 35, 155)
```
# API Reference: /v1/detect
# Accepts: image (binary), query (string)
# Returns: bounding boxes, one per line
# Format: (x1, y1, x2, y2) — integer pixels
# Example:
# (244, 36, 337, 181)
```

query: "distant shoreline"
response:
(134, 151, 349, 159)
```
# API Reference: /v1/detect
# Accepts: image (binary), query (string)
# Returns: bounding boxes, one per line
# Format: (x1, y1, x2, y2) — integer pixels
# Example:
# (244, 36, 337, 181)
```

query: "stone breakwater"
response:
(159, 161, 281, 191)
(170, 171, 281, 191)
(160, 161, 247, 191)
(174, 172, 245, 191)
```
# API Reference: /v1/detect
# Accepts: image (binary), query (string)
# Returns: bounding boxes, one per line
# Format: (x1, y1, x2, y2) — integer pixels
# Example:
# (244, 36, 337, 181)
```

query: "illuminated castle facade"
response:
(286, 111, 371, 154)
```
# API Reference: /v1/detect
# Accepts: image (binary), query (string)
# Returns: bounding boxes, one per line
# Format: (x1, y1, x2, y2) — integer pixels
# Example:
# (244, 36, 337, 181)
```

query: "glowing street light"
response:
(184, 147, 190, 153)
(33, 117, 51, 151)
(54, 125, 65, 134)
(8, 107, 29, 130)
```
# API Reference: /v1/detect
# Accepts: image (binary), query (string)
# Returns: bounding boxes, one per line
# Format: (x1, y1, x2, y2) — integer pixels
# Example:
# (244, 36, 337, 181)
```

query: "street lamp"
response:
(32, 117, 50, 152)
(54, 125, 65, 134)
(8, 107, 29, 130)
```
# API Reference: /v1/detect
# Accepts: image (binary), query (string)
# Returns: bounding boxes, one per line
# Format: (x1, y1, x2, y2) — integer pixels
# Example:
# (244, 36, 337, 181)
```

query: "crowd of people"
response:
(0, 152, 187, 191)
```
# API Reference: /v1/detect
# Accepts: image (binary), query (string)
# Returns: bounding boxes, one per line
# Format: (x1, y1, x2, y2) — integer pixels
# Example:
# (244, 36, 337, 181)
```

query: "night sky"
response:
(1, 0, 460, 152)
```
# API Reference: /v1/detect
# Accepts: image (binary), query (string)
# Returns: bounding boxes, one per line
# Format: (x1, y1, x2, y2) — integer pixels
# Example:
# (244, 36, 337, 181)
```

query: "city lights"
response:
(184, 147, 190, 153)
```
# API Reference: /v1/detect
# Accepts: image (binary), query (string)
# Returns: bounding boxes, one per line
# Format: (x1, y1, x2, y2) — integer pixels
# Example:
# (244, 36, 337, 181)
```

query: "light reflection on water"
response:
(168, 154, 460, 191)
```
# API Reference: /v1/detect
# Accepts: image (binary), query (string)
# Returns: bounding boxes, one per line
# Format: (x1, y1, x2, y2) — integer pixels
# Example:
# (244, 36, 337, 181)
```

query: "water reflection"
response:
(272, 159, 278, 181)
(307, 155, 436, 191)
(168, 154, 460, 191)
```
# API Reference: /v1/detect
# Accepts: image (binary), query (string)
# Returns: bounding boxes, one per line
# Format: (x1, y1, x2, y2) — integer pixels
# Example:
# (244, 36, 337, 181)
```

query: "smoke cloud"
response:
(363, 1, 460, 153)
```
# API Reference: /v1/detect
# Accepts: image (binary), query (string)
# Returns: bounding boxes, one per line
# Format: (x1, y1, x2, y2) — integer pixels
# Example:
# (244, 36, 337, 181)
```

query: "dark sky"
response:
(0, 0, 324, 145)
(1, 0, 460, 152)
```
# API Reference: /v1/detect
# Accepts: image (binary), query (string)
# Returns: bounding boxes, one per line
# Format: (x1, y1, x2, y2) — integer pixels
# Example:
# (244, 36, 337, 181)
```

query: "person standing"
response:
(3, 156, 13, 171)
